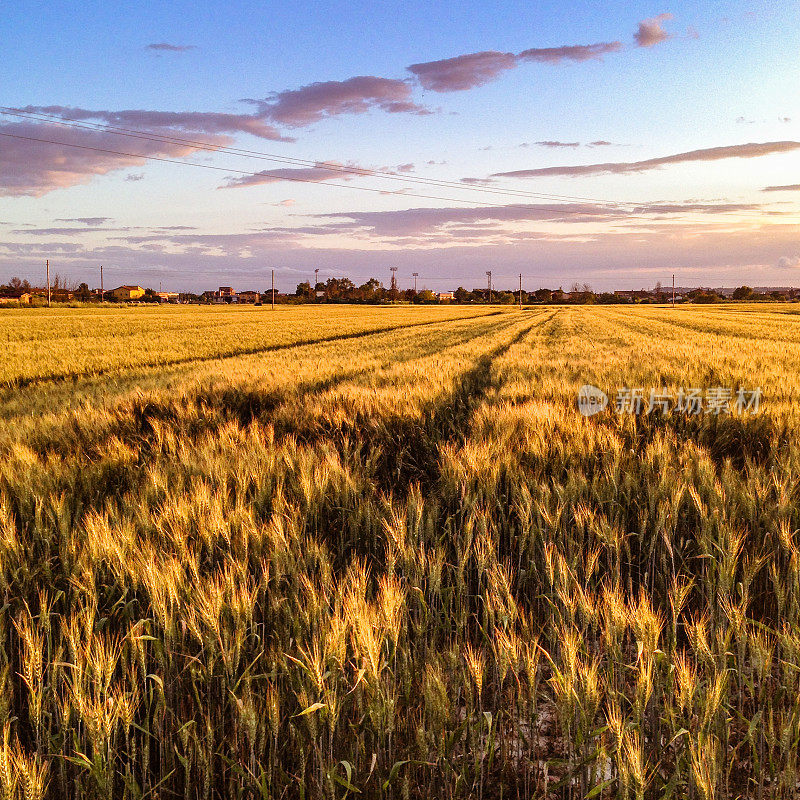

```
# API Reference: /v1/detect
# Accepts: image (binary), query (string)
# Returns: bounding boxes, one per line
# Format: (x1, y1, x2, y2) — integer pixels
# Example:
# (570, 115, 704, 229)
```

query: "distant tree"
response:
(77, 282, 90, 300)
(357, 278, 382, 303)
(324, 277, 355, 301)
(415, 289, 435, 304)
(533, 288, 552, 302)
(295, 281, 312, 298)
(693, 291, 720, 304)
(454, 286, 471, 303)
(732, 286, 753, 300)
(568, 283, 596, 304)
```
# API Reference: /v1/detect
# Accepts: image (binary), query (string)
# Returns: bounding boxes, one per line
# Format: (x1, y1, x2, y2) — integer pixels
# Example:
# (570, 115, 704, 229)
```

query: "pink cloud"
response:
(492, 141, 800, 178)
(0, 120, 224, 197)
(256, 76, 429, 126)
(319, 200, 764, 239)
(221, 161, 369, 189)
(634, 13, 673, 47)
(535, 140, 581, 148)
(407, 41, 623, 93)
(407, 51, 517, 92)
(518, 42, 623, 63)
(147, 43, 195, 52)
(319, 203, 630, 237)
(20, 105, 288, 141)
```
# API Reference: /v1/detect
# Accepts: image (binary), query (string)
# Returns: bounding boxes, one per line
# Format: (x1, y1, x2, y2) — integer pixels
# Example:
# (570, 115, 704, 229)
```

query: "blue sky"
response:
(1, 0, 798, 290)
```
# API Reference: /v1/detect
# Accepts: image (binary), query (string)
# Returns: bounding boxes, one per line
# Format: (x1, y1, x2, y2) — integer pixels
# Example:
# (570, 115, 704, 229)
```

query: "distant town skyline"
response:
(1, 0, 798, 290)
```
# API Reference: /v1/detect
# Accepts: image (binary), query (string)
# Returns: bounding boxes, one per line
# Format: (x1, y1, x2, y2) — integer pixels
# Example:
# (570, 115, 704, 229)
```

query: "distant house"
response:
(436, 291, 455, 301)
(155, 291, 179, 303)
(0, 293, 31, 305)
(237, 290, 260, 304)
(111, 285, 145, 301)
(50, 289, 74, 302)
(211, 286, 236, 303)
(614, 290, 653, 301)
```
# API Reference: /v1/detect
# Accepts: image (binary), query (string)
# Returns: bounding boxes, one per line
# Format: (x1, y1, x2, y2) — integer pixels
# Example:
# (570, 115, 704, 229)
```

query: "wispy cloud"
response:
(634, 13, 673, 47)
(12, 226, 125, 236)
(20, 104, 288, 141)
(406, 39, 623, 93)
(492, 141, 800, 178)
(533, 140, 581, 148)
(146, 43, 196, 52)
(518, 42, 623, 63)
(54, 217, 112, 225)
(254, 76, 429, 126)
(407, 51, 517, 92)
(315, 200, 755, 239)
(763, 184, 800, 192)
(220, 161, 366, 189)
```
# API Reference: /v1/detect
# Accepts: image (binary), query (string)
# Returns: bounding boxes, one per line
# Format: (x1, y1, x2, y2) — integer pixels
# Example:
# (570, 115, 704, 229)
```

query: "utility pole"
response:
(390, 266, 398, 296)
(412, 272, 418, 294)
(519, 273, 523, 309)
(100, 265, 104, 302)
(46, 259, 51, 308)
(672, 274, 675, 308)
(271, 269, 275, 310)
(314, 268, 319, 301)
(486, 270, 492, 304)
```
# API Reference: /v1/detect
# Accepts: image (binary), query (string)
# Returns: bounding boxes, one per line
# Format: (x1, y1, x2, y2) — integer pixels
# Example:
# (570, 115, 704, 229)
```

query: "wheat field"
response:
(1, 303, 799, 799)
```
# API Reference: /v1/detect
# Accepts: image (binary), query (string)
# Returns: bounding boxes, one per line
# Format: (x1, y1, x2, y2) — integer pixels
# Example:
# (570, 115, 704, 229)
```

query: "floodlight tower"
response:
(486, 270, 492, 304)
(390, 266, 398, 294)
(412, 272, 419, 293)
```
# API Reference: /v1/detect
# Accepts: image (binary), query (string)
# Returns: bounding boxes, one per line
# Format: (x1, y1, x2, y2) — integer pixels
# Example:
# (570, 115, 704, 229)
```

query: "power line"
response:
(0, 108, 771, 225)
(0, 106, 638, 208)
(0, 128, 563, 208)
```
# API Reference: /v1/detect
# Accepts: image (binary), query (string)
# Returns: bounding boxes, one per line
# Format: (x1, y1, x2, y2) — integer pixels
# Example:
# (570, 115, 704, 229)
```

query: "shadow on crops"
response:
(609, 410, 788, 472)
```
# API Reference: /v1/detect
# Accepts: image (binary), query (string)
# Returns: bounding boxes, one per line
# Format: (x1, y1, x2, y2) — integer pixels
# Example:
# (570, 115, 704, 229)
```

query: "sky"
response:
(1, 0, 799, 291)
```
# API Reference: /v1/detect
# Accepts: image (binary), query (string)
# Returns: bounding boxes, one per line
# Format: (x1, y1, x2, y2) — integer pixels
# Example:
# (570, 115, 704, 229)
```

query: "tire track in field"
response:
(2, 310, 505, 391)
(334, 314, 545, 495)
